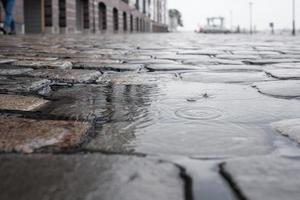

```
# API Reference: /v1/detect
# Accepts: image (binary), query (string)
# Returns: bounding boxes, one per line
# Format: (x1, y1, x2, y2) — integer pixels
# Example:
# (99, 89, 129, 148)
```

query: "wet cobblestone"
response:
(1, 33, 300, 200)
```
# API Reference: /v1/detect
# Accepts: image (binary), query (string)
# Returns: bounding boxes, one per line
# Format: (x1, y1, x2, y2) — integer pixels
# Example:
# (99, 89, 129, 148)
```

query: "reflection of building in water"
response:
(42, 82, 157, 152)
(96, 83, 157, 153)
(2, 0, 168, 34)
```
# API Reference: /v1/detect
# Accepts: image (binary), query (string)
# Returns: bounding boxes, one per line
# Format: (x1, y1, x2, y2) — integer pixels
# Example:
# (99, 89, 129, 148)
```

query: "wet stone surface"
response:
(28, 69, 101, 83)
(0, 154, 184, 200)
(0, 116, 91, 153)
(0, 94, 49, 111)
(1, 33, 300, 199)
(221, 156, 300, 200)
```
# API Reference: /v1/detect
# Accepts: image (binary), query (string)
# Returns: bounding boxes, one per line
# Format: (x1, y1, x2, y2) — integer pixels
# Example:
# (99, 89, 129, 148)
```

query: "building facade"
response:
(0, 0, 168, 34)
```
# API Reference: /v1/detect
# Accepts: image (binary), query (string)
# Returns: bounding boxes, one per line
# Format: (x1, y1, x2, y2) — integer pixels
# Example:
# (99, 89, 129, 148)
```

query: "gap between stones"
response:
(219, 162, 248, 200)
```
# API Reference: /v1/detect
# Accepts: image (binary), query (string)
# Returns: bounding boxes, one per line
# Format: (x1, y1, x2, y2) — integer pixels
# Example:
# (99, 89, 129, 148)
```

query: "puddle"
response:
(175, 107, 222, 120)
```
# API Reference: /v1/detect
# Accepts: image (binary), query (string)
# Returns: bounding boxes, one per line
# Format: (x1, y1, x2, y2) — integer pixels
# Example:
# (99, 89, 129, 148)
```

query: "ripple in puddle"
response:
(175, 107, 222, 120)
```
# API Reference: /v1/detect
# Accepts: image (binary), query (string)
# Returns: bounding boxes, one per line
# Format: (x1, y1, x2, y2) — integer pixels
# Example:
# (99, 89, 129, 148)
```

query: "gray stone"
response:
(29, 69, 101, 83)
(74, 62, 143, 71)
(181, 72, 271, 84)
(0, 77, 51, 94)
(0, 154, 184, 200)
(264, 68, 300, 79)
(271, 118, 300, 143)
(0, 67, 33, 75)
(243, 59, 300, 65)
(207, 64, 262, 72)
(253, 80, 300, 98)
(125, 59, 178, 65)
(216, 54, 259, 60)
(146, 64, 200, 71)
(14, 60, 73, 69)
(0, 94, 49, 111)
(0, 116, 91, 153)
(221, 156, 300, 200)
(96, 72, 173, 85)
(0, 58, 16, 64)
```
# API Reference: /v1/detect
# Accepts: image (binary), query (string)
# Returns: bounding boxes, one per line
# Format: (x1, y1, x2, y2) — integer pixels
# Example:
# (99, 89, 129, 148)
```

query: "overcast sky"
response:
(168, 0, 299, 31)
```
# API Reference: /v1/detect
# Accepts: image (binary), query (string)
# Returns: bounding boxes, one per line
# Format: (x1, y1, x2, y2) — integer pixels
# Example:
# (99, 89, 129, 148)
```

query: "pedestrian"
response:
(0, 0, 16, 35)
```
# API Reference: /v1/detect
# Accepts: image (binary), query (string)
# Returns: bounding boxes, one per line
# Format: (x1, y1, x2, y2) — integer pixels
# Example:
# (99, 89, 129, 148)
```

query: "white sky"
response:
(168, 0, 299, 31)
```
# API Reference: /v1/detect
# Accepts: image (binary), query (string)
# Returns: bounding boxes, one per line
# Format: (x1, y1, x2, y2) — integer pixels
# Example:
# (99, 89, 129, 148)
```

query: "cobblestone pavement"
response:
(1, 33, 300, 200)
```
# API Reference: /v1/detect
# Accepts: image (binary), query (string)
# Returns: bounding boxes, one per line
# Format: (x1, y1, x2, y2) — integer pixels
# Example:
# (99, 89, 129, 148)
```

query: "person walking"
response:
(0, 0, 16, 35)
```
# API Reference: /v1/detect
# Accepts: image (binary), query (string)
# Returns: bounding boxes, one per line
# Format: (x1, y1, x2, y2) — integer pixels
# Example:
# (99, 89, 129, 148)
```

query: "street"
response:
(0, 32, 300, 200)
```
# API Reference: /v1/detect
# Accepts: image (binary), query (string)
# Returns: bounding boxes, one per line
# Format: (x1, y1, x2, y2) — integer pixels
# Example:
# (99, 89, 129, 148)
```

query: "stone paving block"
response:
(181, 71, 271, 84)
(221, 156, 300, 200)
(0, 154, 184, 200)
(271, 118, 300, 143)
(243, 59, 300, 65)
(14, 60, 73, 69)
(264, 68, 300, 79)
(0, 116, 91, 153)
(207, 64, 262, 72)
(265, 63, 300, 70)
(0, 58, 16, 64)
(216, 54, 259, 60)
(146, 64, 200, 71)
(96, 72, 174, 85)
(183, 58, 243, 65)
(0, 77, 51, 94)
(8, 56, 58, 61)
(253, 80, 300, 98)
(125, 59, 178, 65)
(0, 94, 49, 111)
(0, 67, 33, 75)
(74, 62, 143, 71)
(29, 69, 101, 83)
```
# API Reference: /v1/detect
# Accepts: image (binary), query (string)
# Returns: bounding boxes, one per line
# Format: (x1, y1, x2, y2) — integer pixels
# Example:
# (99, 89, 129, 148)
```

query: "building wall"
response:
(3, 0, 167, 34)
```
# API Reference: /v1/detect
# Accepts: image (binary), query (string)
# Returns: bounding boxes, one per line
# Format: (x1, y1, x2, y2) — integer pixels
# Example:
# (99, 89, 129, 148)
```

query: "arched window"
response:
(98, 2, 107, 30)
(113, 8, 119, 31)
(59, 0, 66, 28)
(123, 12, 127, 31)
(130, 14, 133, 32)
(136, 17, 139, 32)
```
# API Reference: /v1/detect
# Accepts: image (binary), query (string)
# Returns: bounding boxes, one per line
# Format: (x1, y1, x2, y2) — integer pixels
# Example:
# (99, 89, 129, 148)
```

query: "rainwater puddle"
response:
(175, 107, 222, 120)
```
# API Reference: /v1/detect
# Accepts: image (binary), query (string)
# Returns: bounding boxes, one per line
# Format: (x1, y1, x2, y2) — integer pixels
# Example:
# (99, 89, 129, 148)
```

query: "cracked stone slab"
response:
(183, 58, 243, 65)
(0, 94, 49, 111)
(264, 63, 300, 70)
(181, 72, 271, 84)
(221, 156, 300, 200)
(271, 119, 300, 143)
(243, 59, 300, 65)
(28, 69, 101, 83)
(264, 68, 300, 79)
(253, 80, 300, 98)
(14, 60, 73, 69)
(146, 64, 200, 71)
(207, 64, 262, 72)
(125, 59, 178, 65)
(74, 62, 143, 71)
(0, 67, 33, 75)
(0, 58, 17, 64)
(0, 116, 91, 153)
(7, 56, 58, 61)
(0, 77, 51, 94)
(96, 72, 173, 85)
(0, 154, 184, 200)
(216, 54, 259, 60)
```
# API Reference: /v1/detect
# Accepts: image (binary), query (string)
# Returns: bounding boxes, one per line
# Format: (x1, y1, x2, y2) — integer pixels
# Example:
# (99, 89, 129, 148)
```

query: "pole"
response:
(292, 0, 296, 35)
(249, 2, 253, 34)
(230, 10, 233, 31)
